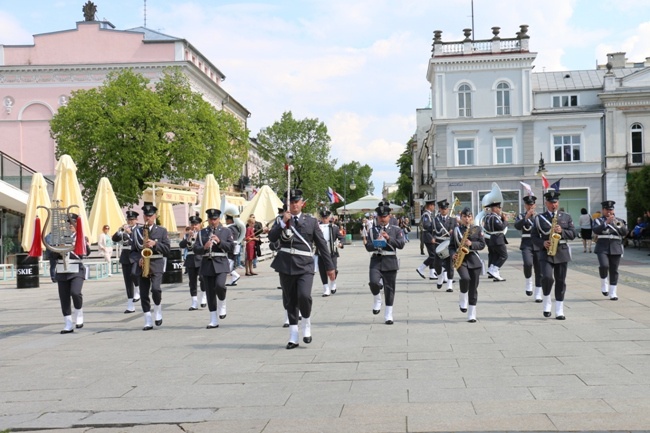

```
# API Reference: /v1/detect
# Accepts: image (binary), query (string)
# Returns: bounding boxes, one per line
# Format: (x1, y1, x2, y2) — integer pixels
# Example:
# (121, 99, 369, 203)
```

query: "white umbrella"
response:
(88, 177, 126, 243)
(21, 173, 51, 251)
(199, 174, 220, 226)
(52, 155, 89, 238)
(336, 195, 383, 215)
(239, 185, 283, 226)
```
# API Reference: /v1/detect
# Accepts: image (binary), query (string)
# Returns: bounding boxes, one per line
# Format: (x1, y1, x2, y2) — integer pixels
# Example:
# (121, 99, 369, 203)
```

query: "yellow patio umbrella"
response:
(199, 174, 220, 226)
(88, 177, 126, 243)
(239, 185, 283, 226)
(158, 201, 177, 233)
(21, 173, 52, 251)
(52, 155, 89, 237)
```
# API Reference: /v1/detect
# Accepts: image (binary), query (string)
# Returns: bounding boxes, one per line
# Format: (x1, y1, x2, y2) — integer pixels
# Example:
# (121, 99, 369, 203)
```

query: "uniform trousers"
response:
(280, 273, 314, 325)
(539, 260, 568, 301)
(369, 266, 397, 306)
(139, 272, 163, 313)
(203, 273, 227, 312)
(521, 247, 542, 286)
(457, 266, 481, 306)
(187, 266, 205, 296)
(317, 255, 338, 284)
(58, 276, 84, 316)
(488, 243, 508, 268)
(597, 253, 621, 285)
(434, 254, 454, 279)
(423, 242, 436, 267)
(121, 263, 138, 299)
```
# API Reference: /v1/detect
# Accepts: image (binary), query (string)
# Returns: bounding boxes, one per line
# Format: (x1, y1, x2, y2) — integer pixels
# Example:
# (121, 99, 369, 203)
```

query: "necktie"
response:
(293, 216, 299, 226)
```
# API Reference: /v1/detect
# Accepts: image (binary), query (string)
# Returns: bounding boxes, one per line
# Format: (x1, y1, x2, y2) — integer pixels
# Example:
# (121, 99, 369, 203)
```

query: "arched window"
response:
(458, 84, 472, 117)
(496, 82, 510, 115)
(631, 123, 644, 165)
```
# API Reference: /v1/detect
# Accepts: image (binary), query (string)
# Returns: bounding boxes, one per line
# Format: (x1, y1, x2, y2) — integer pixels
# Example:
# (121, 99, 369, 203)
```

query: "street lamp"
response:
(343, 170, 356, 234)
(536, 152, 547, 177)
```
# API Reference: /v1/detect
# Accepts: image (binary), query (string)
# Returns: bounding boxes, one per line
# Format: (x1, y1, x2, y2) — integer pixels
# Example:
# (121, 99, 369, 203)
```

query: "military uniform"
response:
(268, 189, 334, 349)
(179, 216, 206, 310)
(365, 204, 406, 324)
(514, 196, 542, 301)
(531, 191, 576, 320)
(483, 204, 508, 281)
(111, 210, 140, 313)
(194, 209, 235, 328)
(416, 200, 437, 279)
(432, 199, 457, 292)
(592, 200, 628, 300)
(316, 208, 344, 297)
(130, 204, 171, 330)
(449, 208, 485, 322)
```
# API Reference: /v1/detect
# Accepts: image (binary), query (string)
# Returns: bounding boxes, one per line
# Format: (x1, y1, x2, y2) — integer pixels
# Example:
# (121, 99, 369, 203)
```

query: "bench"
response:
(42, 260, 110, 280)
(0, 264, 15, 280)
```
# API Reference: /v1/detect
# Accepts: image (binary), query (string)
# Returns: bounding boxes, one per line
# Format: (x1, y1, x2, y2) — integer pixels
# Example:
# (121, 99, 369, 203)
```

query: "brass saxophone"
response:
(141, 225, 153, 278)
(453, 224, 472, 270)
(547, 212, 561, 257)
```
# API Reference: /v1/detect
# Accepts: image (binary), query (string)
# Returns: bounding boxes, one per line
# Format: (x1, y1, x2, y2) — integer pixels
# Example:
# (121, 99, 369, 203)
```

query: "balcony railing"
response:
(0, 150, 54, 195)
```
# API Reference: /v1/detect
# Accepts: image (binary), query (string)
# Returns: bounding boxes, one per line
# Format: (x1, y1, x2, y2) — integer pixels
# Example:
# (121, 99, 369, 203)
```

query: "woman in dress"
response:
(244, 217, 259, 276)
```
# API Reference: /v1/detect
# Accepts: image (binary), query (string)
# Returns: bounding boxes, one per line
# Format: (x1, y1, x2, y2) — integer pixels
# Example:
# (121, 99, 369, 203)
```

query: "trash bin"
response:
(345, 234, 352, 245)
(162, 248, 183, 284)
(16, 253, 40, 289)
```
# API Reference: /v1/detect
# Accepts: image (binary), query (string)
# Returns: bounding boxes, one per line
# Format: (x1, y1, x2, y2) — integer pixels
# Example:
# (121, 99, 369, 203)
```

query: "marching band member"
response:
(178, 215, 206, 310)
(365, 202, 406, 325)
(483, 199, 508, 282)
(592, 200, 628, 300)
(532, 191, 576, 320)
(194, 209, 235, 328)
(450, 208, 485, 322)
(317, 208, 344, 297)
(514, 194, 542, 302)
(130, 204, 171, 330)
(52, 213, 90, 333)
(268, 189, 335, 349)
(112, 210, 140, 313)
(433, 198, 457, 292)
(416, 199, 437, 280)
(224, 214, 242, 287)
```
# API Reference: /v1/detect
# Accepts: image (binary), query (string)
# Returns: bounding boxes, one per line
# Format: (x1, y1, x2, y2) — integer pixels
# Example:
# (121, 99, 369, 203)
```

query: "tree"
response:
(394, 137, 414, 209)
(50, 68, 248, 206)
(626, 166, 650, 221)
(256, 111, 336, 211)
(330, 162, 373, 213)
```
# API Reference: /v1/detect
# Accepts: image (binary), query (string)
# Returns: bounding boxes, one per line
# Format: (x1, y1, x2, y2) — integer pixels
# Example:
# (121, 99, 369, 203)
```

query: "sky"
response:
(2, 0, 650, 196)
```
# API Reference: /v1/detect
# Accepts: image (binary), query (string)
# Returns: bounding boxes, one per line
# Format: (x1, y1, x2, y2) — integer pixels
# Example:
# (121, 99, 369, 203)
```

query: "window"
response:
(495, 138, 513, 164)
(553, 134, 581, 162)
(496, 82, 510, 115)
(552, 95, 578, 108)
(458, 84, 472, 117)
(457, 139, 474, 166)
(631, 123, 644, 164)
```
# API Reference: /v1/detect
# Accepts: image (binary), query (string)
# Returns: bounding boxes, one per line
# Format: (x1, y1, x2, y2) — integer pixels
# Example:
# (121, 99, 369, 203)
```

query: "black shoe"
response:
(322, 293, 330, 297)
(143, 325, 153, 331)
(446, 288, 453, 293)
(467, 319, 477, 323)
(372, 309, 380, 315)
(286, 342, 299, 350)
(75, 323, 83, 329)
(155, 319, 162, 326)
(420, 251, 425, 255)
(543, 311, 551, 318)
(134, 298, 141, 303)
(124, 309, 136, 314)
(385, 320, 393, 325)
(206, 324, 219, 329)
(225, 282, 237, 287)
(282, 323, 290, 328)
(277, 286, 282, 290)
(60, 328, 74, 334)
(436, 284, 443, 289)
(487, 273, 494, 279)
(416, 269, 426, 279)
(556, 315, 566, 320)
(331, 289, 336, 294)
(610, 297, 618, 301)
(219, 314, 226, 319)
(303, 336, 312, 344)
(602, 292, 609, 297)
(526, 290, 533, 296)
(535, 299, 543, 303)
(460, 307, 467, 313)
(188, 307, 198, 311)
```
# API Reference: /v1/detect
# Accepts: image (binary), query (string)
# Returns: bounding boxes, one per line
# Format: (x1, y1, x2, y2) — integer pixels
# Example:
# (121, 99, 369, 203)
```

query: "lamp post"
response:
(343, 170, 356, 235)
(536, 152, 548, 192)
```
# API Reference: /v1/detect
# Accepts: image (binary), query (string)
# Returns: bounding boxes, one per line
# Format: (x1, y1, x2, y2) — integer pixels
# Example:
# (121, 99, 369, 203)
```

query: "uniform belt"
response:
(148, 254, 164, 259)
(435, 237, 450, 241)
(373, 250, 396, 256)
(57, 260, 82, 264)
(186, 252, 195, 255)
(485, 230, 506, 235)
(558, 240, 567, 245)
(521, 234, 531, 238)
(279, 248, 313, 257)
(205, 252, 227, 258)
(599, 234, 621, 240)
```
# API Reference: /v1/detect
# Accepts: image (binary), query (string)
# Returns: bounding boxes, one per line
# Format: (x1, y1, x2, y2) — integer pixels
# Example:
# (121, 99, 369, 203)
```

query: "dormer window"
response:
(552, 94, 578, 108)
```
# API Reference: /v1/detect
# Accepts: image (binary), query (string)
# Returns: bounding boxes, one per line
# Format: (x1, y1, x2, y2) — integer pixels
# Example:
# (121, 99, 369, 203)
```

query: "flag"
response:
(28, 217, 43, 257)
(541, 175, 549, 191)
(550, 178, 563, 193)
(327, 187, 344, 204)
(74, 217, 87, 256)
(249, 187, 259, 199)
(519, 181, 533, 197)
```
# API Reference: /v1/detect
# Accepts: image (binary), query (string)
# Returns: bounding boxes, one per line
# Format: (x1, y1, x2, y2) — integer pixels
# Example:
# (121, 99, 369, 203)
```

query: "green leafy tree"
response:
(330, 162, 373, 213)
(626, 166, 650, 221)
(394, 137, 414, 210)
(50, 68, 248, 206)
(256, 111, 336, 211)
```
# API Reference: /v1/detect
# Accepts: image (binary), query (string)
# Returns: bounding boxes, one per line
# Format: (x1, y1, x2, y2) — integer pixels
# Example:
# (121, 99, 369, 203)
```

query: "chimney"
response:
(607, 52, 627, 69)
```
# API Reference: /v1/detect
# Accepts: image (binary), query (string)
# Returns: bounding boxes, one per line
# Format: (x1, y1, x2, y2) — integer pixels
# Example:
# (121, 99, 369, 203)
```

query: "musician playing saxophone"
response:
(592, 200, 628, 300)
(179, 215, 206, 311)
(450, 207, 485, 323)
(130, 204, 171, 331)
(531, 191, 575, 320)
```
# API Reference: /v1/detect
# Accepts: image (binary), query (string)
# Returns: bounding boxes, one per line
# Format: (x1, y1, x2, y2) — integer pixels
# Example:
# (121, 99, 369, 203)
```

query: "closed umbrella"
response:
(21, 173, 51, 251)
(239, 185, 283, 226)
(88, 177, 126, 243)
(199, 174, 220, 225)
(158, 201, 177, 233)
(52, 155, 89, 237)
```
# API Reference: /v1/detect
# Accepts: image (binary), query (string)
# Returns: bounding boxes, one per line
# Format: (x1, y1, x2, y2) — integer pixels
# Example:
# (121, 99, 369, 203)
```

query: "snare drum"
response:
(435, 240, 450, 259)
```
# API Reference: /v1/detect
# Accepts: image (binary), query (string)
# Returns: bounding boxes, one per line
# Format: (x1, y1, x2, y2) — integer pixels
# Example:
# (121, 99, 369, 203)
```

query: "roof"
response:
(125, 26, 181, 42)
(532, 68, 638, 92)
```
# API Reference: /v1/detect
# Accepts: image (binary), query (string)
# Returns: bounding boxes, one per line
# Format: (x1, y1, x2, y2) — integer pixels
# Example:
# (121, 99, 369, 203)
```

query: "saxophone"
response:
(453, 225, 472, 270)
(547, 212, 561, 257)
(141, 225, 153, 278)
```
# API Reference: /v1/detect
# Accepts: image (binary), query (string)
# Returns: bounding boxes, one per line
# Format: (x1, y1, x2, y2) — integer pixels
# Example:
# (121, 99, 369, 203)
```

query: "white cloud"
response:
(0, 11, 33, 45)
